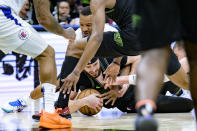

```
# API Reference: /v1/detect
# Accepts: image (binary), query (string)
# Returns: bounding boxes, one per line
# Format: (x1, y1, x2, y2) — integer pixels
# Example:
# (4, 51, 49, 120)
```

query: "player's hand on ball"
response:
(84, 94, 103, 112)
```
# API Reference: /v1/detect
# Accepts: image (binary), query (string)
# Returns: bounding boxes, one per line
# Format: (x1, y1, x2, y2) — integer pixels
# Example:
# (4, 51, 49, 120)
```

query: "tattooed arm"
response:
(33, 0, 75, 40)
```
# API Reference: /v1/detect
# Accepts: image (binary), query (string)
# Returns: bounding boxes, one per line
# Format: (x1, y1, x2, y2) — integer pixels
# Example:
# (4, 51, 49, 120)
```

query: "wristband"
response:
(72, 71, 80, 77)
(112, 61, 120, 66)
(128, 74, 136, 85)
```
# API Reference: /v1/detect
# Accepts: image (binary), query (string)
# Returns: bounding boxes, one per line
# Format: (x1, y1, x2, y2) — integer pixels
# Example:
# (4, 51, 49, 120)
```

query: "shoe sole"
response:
(135, 117, 158, 131)
(1, 108, 14, 113)
(39, 121, 72, 129)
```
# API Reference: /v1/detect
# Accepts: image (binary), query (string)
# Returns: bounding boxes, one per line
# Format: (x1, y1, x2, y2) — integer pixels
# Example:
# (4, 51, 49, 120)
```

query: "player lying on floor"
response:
(2, 6, 191, 120)
(2, 56, 193, 120)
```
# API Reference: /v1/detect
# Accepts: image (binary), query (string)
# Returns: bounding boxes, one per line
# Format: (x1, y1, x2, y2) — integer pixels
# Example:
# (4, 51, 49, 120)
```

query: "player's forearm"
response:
(116, 76, 130, 85)
(115, 74, 136, 85)
(113, 57, 122, 65)
(38, 16, 65, 36)
(120, 65, 131, 76)
(74, 34, 102, 74)
(33, 0, 65, 36)
(68, 98, 88, 113)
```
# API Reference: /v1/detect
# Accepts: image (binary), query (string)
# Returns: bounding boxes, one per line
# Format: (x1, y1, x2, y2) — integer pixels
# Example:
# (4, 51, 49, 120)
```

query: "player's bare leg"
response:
(184, 41, 197, 120)
(135, 46, 171, 131)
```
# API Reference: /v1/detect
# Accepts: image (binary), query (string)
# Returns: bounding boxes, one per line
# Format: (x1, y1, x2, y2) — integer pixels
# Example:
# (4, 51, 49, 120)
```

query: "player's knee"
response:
(44, 45, 55, 58)
(36, 45, 55, 60)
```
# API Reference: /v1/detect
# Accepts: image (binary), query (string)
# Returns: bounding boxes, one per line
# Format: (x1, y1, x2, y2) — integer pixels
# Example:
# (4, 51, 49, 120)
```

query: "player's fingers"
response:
(98, 102, 103, 107)
(73, 82, 77, 92)
(93, 107, 98, 112)
(112, 98, 117, 106)
(61, 78, 66, 82)
(63, 87, 67, 94)
(66, 82, 73, 94)
(104, 84, 110, 90)
(99, 98, 103, 104)
(105, 98, 112, 105)
(63, 81, 71, 94)
(104, 75, 109, 82)
(102, 95, 110, 100)
(100, 92, 108, 97)
(96, 106, 101, 111)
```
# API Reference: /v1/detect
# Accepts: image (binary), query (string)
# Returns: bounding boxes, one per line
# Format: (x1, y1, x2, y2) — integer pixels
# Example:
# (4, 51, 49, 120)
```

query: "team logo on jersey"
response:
(18, 29, 29, 40)
(114, 32, 123, 47)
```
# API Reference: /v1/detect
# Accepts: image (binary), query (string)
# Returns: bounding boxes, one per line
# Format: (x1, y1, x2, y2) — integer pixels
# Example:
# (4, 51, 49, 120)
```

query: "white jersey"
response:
(0, 0, 26, 15)
(75, 23, 118, 41)
(0, 0, 30, 37)
(0, 0, 47, 56)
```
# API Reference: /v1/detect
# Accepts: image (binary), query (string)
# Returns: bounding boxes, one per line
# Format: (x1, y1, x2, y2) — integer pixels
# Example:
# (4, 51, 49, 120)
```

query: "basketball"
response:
(77, 89, 102, 116)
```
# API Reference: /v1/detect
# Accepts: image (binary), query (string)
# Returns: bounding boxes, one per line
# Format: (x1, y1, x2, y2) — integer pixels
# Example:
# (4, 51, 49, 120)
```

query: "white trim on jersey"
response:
(75, 23, 118, 41)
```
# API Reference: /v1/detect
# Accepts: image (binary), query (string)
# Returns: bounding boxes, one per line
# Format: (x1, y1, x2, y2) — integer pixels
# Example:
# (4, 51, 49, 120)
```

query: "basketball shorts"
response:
(133, 0, 197, 51)
(0, 6, 48, 58)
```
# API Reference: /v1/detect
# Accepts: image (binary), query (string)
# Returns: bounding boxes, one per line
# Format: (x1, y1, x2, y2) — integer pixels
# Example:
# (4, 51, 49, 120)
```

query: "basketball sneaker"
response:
(39, 109, 72, 129)
(135, 104, 158, 131)
(1, 98, 27, 113)
(32, 113, 41, 120)
(32, 107, 71, 121)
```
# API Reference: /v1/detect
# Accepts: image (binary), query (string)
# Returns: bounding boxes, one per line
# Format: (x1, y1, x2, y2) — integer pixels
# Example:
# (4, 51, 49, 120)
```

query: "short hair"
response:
(57, 0, 69, 8)
(80, 6, 92, 16)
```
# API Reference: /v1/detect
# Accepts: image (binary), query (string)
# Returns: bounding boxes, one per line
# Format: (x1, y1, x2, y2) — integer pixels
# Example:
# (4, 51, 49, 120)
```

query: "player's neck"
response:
(96, 71, 104, 85)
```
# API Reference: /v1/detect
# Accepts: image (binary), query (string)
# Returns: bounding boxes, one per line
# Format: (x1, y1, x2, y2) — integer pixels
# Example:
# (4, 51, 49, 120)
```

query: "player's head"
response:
(57, 1, 70, 22)
(80, 6, 93, 37)
(84, 58, 101, 78)
(19, 0, 30, 19)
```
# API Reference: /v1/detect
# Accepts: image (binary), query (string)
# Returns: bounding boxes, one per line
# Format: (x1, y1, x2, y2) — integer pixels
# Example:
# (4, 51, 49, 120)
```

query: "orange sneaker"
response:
(39, 109, 72, 129)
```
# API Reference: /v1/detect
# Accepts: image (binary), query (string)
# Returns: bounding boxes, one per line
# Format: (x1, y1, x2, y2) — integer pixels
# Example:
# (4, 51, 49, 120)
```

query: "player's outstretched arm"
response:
(33, 0, 75, 40)
(60, 0, 106, 94)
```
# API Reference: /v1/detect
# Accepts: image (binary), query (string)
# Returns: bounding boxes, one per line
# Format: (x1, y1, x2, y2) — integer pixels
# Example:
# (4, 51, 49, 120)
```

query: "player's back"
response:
(106, 0, 134, 30)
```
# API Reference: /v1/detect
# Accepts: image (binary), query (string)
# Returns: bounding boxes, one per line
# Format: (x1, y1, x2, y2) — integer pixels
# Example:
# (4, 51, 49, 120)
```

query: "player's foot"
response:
(32, 113, 41, 120)
(39, 109, 72, 129)
(32, 107, 71, 121)
(56, 107, 72, 120)
(135, 104, 158, 131)
(1, 98, 27, 113)
(135, 114, 158, 131)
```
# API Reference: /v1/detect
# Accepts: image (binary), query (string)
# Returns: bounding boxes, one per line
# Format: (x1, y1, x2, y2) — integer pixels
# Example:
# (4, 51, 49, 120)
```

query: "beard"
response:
(94, 69, 102, 78)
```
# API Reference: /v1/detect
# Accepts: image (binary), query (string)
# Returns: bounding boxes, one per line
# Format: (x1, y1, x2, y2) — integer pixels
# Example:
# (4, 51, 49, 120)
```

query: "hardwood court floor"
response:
(0, 93, 196, 131)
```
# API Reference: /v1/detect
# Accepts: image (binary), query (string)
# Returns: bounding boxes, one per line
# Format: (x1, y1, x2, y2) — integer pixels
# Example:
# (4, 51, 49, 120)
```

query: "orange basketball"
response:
(77, 89, 102, 116)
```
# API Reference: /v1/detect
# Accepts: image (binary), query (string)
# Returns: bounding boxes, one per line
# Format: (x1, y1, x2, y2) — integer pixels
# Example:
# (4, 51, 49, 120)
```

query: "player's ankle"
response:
(136, 100, 156, 116)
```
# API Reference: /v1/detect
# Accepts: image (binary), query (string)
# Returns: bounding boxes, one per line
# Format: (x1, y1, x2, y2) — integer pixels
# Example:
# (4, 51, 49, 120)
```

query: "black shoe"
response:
(135, 103, 158, 131)
(135, 114, 158, 131)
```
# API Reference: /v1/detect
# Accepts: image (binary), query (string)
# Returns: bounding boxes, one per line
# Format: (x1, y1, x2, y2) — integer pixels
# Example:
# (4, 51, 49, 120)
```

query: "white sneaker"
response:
(1, 98, 27, 113)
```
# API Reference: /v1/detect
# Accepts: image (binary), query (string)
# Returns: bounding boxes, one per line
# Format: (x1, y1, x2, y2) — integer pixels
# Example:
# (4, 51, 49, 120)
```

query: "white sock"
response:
(42, 83, 56, 113)
(21, 95, 33, 106)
